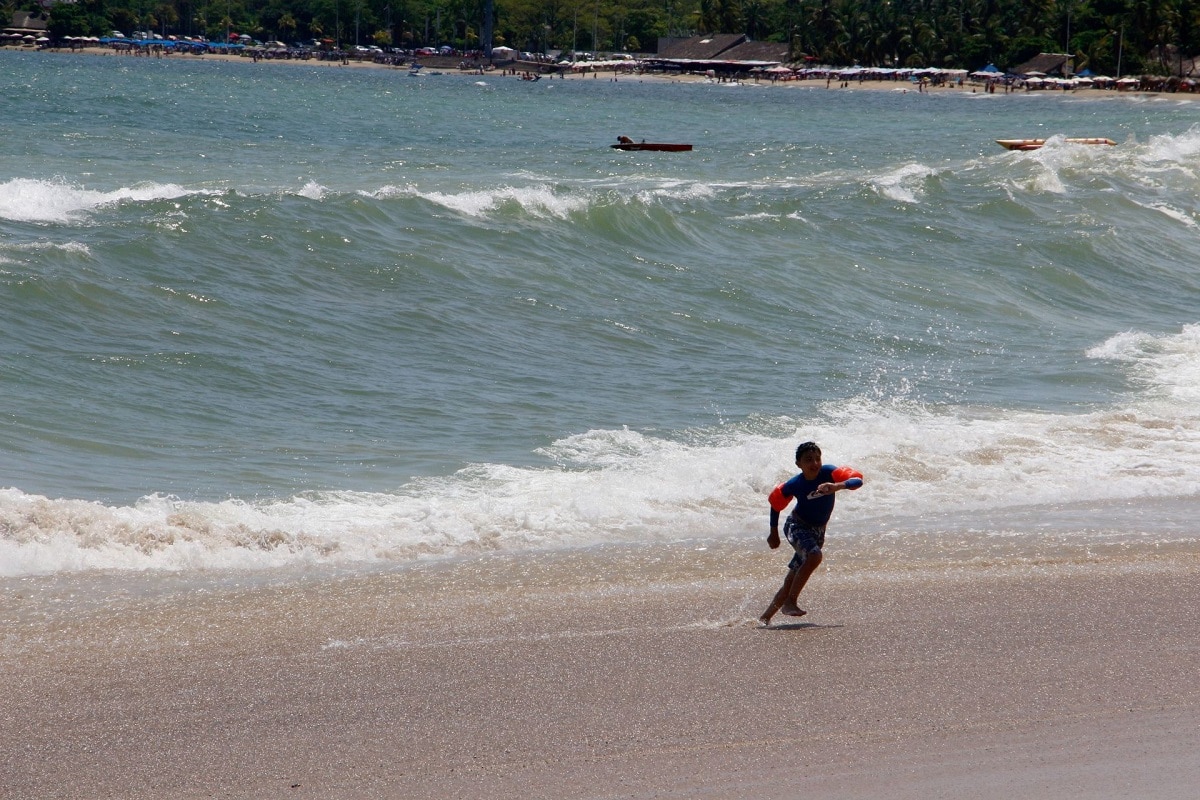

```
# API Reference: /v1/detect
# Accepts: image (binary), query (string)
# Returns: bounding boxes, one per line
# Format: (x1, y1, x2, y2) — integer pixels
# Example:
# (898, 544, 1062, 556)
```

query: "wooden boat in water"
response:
(996, 137, 1116, 151)
(611, 142, 693, 151)
(611, 137, 693, 152)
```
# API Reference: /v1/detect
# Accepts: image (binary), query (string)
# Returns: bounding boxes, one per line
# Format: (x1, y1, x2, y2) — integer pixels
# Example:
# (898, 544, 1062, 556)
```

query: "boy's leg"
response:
(781, 550, 823, 614)
(759, 568, 799, 625)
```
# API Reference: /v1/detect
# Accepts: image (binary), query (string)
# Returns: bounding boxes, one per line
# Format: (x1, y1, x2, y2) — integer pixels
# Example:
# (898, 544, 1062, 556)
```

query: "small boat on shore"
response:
(611, 137, 693, 152)
(996, 137, 1116, 151)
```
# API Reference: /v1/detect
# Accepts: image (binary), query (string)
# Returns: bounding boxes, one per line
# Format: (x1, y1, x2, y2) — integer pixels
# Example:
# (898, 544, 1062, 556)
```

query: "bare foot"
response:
(780, 605, 807, 617)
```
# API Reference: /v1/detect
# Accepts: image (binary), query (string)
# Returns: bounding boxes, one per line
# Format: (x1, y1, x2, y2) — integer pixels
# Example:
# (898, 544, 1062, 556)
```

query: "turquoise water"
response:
(3, 49, 1200, 576)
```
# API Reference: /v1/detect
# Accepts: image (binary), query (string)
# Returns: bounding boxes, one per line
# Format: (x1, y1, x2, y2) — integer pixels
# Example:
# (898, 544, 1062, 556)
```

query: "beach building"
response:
(656, 34, 747, 60)
(3, 10, 49, 45)
(644, 34, 789, 77)
(1013, 52, 1074, 77)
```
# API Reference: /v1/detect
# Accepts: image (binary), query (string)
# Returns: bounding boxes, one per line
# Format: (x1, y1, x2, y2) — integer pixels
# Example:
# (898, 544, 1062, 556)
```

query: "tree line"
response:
(14, 0, 1200, 75)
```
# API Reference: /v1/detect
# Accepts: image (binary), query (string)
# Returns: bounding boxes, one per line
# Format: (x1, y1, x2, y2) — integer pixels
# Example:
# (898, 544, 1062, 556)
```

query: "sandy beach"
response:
(3, 540, 1198, 799)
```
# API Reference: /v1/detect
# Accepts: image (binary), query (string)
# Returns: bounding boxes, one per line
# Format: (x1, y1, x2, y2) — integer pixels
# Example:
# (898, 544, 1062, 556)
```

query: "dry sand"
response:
(3, 541, 1199, 799)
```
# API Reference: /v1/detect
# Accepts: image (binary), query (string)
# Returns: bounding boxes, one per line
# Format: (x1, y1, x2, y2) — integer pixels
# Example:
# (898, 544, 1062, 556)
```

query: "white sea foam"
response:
(632, 182, 717, 203)
(370, 183, 591, 218)
(870, 163, 936, 203)
(295, 180, 328, 200)
(1086, 324, 1200, 403)
(0, 178, 214, 223)
(364, 180, 727, 218)
(991, 133, 1133, 197)
(4, 324, 1200, 578)
(729, 212, 782, 221)
(1025, 147, 1072, 194)
(1140, 126, 1200, 168)
(1011, 128, 1200, 197)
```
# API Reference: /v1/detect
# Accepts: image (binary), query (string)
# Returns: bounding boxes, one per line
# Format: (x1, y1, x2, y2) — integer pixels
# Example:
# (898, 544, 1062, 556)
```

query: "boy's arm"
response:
(767, 480, 796, 549)
(815, 469, 864, 496)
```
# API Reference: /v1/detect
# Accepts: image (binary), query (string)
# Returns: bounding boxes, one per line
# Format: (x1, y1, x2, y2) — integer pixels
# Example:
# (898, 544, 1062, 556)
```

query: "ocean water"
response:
(3, 49, 1200, 581)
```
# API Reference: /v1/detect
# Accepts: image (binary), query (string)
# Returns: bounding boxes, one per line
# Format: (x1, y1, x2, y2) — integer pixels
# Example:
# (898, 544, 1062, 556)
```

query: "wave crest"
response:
(0, 178, 215, 223)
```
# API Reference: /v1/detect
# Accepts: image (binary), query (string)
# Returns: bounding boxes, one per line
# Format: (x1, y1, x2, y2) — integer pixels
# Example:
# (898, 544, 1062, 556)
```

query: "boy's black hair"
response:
(795, 441, 821, 460)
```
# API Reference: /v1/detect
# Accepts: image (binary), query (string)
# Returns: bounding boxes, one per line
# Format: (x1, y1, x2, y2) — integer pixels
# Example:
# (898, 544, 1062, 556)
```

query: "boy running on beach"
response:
(760, 441, 863, 625)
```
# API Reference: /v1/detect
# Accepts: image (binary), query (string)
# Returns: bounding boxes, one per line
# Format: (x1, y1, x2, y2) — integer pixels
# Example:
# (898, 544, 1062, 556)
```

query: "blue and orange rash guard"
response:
(770, 465, 838, 528)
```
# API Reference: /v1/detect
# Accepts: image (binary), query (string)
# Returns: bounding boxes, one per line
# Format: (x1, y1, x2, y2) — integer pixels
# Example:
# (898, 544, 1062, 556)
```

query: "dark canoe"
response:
(610, 143, 694, 152)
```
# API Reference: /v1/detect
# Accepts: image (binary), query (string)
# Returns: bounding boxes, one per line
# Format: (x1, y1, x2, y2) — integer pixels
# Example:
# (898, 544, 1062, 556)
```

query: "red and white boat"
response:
(996, 137, 1116, 151)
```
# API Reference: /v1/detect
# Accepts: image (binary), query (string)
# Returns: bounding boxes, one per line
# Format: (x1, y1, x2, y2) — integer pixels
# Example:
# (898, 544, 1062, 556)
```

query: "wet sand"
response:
(3, 542, 1199, 799)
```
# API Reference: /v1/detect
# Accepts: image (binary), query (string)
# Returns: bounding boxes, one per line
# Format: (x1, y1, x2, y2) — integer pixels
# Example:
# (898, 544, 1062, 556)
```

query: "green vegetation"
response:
(11, 0, 1200, 75)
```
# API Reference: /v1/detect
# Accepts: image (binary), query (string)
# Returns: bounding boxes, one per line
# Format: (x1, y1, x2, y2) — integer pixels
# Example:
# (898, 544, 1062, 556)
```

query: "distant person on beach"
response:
(760, 441, 863, 625)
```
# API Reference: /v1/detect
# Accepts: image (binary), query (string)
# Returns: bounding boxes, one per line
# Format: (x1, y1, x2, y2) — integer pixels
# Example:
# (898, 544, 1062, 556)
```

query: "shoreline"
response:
(11, 45, 1199, 102)
(4, 543, 1199, 798)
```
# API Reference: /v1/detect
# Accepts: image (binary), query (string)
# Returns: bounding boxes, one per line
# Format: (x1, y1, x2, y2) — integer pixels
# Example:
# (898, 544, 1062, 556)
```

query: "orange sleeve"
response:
(831, 466, 864, 486)
(768, 483, 791, 511)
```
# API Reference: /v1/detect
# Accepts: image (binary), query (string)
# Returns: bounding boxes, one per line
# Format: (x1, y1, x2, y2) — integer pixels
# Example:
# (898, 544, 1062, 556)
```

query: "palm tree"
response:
(279, 12, 297, 41)
(1169, 0, 1199, 75)
(483, 0, 494, 51)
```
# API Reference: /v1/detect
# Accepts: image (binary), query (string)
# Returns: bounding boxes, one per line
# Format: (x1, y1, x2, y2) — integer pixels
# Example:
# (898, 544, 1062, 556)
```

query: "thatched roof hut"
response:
(646, 34, 787, 76)
(657, 34, 746, 60)
(720, 40, 790, 63)
(1012, 53, 1073, 77)
(4, 10, 49, 37)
